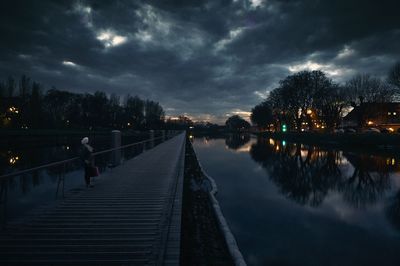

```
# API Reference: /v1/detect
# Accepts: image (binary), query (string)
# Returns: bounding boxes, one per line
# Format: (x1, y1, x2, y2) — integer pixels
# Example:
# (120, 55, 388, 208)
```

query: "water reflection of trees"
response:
(338, 154, 390, 208)
(250, 137, 395, 208)
(225, 134, 250, 150)
(386, 191, 400, 230)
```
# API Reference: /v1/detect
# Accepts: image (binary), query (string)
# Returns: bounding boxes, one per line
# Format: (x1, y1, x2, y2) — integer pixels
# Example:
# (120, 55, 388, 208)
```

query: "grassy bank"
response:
(180, 137, 233, 265)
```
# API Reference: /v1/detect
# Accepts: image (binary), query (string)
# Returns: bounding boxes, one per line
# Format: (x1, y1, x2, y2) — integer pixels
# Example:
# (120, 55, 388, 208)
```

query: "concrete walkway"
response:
(0, 133, 186, 265)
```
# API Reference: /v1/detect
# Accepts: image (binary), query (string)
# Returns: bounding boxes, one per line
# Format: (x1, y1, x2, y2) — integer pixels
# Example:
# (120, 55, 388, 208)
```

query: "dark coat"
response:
(80, 144, 94, 166)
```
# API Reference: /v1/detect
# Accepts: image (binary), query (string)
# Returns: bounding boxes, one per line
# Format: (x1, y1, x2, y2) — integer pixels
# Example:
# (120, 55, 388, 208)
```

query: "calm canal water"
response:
(193, 134, 400, 266)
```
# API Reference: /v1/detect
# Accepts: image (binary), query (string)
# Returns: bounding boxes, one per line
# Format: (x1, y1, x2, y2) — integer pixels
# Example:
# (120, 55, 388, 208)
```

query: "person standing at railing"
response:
(80, 137, 95, 188)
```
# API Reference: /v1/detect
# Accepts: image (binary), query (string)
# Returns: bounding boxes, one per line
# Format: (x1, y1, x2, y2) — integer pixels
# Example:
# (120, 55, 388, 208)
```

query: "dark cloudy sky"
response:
(1, 0, 399, 123)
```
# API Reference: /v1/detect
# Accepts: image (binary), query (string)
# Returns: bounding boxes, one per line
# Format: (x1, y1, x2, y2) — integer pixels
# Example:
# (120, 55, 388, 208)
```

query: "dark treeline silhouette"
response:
(251, 61, 400, 131)
(165, 115, 194, 130)
(164, 115, 221, 132)
(0, 75, 165, 130)
(225, 115, 250, 131)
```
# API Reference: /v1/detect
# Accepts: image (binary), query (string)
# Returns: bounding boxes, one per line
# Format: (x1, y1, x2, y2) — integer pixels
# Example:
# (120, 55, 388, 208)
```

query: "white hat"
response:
(81, 137, 89, 144)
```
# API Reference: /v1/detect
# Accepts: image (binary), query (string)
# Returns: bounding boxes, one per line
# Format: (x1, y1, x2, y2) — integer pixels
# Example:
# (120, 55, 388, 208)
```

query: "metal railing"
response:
(0, 130, 181, 227)
(157, 132, 186, 265)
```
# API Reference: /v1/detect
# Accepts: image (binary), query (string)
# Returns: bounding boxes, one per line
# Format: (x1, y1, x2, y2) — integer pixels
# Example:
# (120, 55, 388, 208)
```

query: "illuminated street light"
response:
(9, 156, 19, 165)
(8, 106, 19, 113)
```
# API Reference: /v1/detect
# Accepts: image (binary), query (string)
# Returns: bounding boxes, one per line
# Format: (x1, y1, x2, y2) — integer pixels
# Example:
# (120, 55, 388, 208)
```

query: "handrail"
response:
(92, 136, 164, 156)
(0, 135, 169, 180)
(156, 132, 186, 265)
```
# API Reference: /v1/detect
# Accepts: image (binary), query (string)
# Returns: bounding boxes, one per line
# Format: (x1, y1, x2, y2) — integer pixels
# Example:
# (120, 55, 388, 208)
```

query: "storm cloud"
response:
(1, 0, 399, 123)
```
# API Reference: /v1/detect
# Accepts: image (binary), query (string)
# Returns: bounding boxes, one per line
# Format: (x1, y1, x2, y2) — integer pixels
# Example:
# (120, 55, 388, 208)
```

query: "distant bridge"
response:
(0, 132, 186, 265)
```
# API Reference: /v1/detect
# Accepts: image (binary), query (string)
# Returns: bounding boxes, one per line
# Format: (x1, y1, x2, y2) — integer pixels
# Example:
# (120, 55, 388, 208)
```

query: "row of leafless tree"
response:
(0, 75, 165, 130)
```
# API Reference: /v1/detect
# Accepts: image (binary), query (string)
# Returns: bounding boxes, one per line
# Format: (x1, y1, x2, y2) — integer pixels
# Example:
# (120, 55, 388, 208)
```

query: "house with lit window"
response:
(343, 102, 400, 131)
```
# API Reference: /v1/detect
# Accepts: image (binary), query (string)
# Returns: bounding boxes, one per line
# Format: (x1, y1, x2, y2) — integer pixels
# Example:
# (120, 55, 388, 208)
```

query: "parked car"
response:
(334, 128, 345, 133)
(363, 127, 380, 133)
(380, 128, 390, 133)
(345, 128, 356, 133)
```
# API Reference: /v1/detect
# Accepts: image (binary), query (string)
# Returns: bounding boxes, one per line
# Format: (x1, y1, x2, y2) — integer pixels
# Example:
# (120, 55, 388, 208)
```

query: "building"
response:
(343, 102, 400, 131)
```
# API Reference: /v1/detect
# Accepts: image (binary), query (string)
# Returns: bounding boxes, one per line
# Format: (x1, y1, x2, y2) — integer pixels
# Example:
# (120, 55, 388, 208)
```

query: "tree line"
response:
(251, 61, 400, 131)
(0, 75, 165, 130)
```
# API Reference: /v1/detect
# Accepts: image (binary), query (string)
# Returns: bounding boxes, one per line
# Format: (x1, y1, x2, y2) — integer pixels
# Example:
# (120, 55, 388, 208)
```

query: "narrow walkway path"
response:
(0, 133, 186, 265)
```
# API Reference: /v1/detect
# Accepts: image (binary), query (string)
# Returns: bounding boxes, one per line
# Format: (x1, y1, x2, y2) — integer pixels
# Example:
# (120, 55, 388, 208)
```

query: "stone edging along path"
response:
(191, 144, 247, 266)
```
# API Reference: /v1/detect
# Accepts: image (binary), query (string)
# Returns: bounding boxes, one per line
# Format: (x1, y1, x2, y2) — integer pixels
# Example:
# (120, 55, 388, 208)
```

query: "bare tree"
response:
(29, 82, 42, 128)
(314, 84, 348, 130)
(0, 80, 5, 97)
(19, 75, 31, 100)
(275, 71, 313, 131)
(144, 100, 165, 129)
(388, 61, 400, 89)
(267, 70, 333, 131)
(125, 95, 145, 128)
(250, 101, 273, 129)
(6, 76, 16, 97)
(345, 74, 398, 127)
(225, 115, 250, 131)
(346, 74, 396, 106)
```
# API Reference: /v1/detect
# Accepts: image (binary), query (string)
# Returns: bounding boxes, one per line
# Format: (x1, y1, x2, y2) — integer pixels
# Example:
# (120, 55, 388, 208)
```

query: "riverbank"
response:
(180, 137, 234, 265)
(259, 131, 400, 150)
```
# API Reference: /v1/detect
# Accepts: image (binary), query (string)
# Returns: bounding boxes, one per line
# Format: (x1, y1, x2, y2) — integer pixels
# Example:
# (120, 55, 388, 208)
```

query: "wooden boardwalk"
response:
(0, 133, 186, 265)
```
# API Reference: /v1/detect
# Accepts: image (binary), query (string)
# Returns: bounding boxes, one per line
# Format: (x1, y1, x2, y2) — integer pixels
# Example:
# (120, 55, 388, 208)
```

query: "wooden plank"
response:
(0, 132, 186, 265)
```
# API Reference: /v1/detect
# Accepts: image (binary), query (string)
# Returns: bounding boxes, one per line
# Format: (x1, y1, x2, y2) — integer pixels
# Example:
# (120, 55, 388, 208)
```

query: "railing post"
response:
(0, 180, 7, 229)
(150, 130, 155, 148)
(162, 130, 166, 142)
(111, 130, 121, 167)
